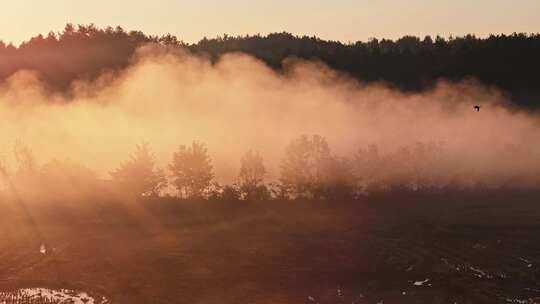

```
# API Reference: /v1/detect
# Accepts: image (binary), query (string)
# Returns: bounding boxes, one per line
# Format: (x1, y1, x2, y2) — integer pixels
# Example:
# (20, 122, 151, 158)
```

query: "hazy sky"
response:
(1, 0, 539, 45)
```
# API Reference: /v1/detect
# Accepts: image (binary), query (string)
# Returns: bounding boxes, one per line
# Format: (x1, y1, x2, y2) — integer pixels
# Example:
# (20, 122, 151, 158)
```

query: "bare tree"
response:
(13, 140, 36, 176)
(169, 141, 214, 199)
(238, 150, 268, 200)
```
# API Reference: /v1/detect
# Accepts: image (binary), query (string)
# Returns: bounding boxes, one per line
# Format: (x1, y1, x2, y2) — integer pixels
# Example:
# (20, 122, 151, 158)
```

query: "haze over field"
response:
(0, 44, 539, 189)
(2, 3, 540, 303)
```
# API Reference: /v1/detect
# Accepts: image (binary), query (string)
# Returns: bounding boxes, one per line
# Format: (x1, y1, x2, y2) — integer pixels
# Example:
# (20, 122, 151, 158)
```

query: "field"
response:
(1, 192, 540, 304)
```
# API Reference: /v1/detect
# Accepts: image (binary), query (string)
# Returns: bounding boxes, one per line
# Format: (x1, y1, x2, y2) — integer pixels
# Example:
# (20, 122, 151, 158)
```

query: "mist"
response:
(0, 44, 539, 190)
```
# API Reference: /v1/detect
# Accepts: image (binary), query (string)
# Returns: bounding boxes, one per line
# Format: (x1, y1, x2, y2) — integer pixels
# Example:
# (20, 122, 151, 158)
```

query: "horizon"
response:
(1, 0, 540, 46)
(3, 25, 540, 48)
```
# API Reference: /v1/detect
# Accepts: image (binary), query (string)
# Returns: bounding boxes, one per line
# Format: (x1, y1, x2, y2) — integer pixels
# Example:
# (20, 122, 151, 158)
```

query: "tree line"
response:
(1, 24, 539, 108)
(2, 135, 535, 203)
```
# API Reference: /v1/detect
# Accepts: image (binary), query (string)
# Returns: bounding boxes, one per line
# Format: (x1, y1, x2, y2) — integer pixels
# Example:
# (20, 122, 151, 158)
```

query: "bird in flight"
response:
(474, 105, 481, 112)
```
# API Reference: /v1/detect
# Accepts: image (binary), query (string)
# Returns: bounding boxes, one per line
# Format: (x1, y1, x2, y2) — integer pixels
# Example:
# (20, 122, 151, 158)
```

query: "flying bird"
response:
(474, 105, 481, 112)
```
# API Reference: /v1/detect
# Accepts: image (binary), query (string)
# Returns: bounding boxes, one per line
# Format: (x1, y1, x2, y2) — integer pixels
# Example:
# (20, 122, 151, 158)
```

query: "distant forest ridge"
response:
(1, 24, 540, 108)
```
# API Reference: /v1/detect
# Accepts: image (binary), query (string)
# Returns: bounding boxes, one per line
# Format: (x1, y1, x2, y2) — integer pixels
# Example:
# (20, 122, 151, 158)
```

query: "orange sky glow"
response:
(1, 0, 539, 45)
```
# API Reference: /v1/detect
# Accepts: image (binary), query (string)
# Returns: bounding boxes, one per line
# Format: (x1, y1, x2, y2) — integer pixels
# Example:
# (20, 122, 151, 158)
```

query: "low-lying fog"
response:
(0, 45, 539, 189)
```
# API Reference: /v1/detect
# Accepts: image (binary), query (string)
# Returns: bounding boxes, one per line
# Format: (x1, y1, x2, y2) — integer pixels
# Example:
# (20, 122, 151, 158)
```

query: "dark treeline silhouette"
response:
(1, 24, 540, 107)
(2, 135, 539, 204)
(0, 24, 184, 91)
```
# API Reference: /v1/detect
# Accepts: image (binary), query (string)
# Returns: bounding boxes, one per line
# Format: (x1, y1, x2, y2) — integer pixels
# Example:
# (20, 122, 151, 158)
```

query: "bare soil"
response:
(1, 192, 539, 303)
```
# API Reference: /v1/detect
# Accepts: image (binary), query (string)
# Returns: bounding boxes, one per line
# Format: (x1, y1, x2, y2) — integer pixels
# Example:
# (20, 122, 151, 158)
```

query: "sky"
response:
(1, 0, 539, 45)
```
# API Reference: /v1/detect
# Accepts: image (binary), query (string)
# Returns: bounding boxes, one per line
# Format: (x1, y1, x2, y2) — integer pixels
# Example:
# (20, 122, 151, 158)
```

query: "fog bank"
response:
(0, 45, 539, 187)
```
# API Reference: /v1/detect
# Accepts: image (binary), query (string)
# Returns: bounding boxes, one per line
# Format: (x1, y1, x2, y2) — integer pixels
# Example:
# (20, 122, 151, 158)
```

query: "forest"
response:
(1, 24, 539, 108)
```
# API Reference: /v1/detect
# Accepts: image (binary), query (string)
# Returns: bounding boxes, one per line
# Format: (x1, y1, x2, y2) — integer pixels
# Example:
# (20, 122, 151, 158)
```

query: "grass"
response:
(0, 191, 539, 303)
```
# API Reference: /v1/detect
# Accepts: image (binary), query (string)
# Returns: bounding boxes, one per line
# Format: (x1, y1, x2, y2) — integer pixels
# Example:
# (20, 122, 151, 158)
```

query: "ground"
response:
(1, 192, 539, 303)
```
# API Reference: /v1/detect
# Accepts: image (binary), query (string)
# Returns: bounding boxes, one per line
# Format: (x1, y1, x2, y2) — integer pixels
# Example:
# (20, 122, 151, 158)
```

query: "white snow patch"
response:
(413, 278, 430, 286)
(39, 244, 47, 255)
(505, 298, 530, 304)
(519, 257, 533, 268)
(469, 266, 492, 279)
(0, 288, 108, 304)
